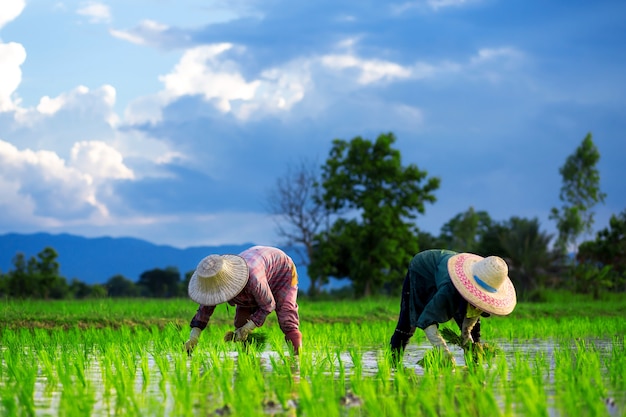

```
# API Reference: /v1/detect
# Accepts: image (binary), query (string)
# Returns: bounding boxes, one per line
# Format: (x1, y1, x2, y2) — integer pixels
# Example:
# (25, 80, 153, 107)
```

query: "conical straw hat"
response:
(188, 254, 249, 305)
(447, 253, 517, 316)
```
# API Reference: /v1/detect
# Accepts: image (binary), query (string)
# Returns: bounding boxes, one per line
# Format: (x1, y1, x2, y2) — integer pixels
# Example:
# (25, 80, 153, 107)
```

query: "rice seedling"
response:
(3, 344, 37, 415)
(1, 296, 625, 416)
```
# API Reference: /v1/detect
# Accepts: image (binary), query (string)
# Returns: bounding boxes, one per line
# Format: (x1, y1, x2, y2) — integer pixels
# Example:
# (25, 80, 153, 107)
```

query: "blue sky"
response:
(0, 0, 624, 249)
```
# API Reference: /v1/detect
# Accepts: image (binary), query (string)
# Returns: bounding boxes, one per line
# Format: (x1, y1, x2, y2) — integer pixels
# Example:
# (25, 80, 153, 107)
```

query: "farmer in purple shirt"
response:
(184, 246, 302, 355)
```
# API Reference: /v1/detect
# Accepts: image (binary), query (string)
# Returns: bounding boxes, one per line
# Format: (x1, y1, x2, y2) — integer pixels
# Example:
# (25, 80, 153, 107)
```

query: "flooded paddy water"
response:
(2, 334, 624, 416)
(2, 297, 625, 416)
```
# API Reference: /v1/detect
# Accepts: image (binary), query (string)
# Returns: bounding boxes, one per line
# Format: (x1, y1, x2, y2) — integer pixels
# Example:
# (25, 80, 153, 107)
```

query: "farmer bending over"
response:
(390, 249, 517, 365)
(184, 246, 302, 355)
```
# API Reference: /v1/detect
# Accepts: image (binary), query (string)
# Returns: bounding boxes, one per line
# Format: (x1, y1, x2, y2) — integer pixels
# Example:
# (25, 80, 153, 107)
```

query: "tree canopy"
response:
(550, 133, 606, 255)
(310, 132, 440, 296)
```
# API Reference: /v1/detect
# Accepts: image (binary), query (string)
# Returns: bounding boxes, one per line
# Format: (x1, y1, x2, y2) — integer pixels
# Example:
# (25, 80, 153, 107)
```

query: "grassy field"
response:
(1, 292, 625, 416)
(2, 290, 625, 332)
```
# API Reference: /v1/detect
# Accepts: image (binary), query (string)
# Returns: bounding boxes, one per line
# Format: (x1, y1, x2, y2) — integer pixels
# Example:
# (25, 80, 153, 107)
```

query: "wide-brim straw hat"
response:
(447, 253, 517, 316)
(188, 254, 249, 306)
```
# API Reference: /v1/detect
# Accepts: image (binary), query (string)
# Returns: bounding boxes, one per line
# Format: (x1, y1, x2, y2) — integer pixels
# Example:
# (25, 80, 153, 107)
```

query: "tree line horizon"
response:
(1, 132, 624, 300)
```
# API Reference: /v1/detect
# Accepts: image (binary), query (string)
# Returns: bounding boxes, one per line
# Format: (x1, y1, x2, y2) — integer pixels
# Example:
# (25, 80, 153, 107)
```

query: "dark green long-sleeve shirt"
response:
(408, 249, 465, 329)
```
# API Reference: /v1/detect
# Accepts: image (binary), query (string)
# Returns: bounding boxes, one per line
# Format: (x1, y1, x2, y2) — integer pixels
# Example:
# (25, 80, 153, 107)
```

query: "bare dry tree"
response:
(265, 158, 329, 295)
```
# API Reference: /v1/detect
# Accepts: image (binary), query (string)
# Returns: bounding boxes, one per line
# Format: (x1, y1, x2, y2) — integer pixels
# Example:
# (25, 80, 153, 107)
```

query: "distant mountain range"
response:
(0, 232, 321, 291)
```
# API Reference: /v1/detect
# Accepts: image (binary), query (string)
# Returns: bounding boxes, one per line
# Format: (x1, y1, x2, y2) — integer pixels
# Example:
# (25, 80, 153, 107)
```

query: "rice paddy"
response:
(1, 294, 625, 416)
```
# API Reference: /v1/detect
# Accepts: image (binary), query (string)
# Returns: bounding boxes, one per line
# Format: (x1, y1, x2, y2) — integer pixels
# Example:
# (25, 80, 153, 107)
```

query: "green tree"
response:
(6, 253, 38, 298)
(475, 222, 508, 258)
(497, 217, 557, 296)
(312, 132, 440, 297)
(90, 284, 107, 298)
(550, 133, 606, 255)
(137, 267, 181, 298)
(578, 209, 626, 275)
(181, 270, 195, 297)
(69, 279, 94, 299)
(577, 209, 626, 292)
(439, 206, 493, 252)
(309, 218, 360, 288)
(106, 274, 140, 297)
(0, 270, 6, 296)
(416, 230, 442, 252)
(35, 247, 65, 299)
(4, 248, 68, 299)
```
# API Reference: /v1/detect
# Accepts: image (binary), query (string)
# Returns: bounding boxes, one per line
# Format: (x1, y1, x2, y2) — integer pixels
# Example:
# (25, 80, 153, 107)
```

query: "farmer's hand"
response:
(461, 316, 480, 347)
(424, 324, 456, 366)
(285, 329, 302, 356)
(424, 324, 448, 349)
(234, 320, 256, 342)
(184, 327, 202, 355)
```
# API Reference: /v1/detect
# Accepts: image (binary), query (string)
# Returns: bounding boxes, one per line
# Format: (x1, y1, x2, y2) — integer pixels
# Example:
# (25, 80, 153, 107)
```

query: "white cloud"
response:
(0, 139, 106, 219)
(141, 19, 168, 32)
(70, 141, 135, 181)
(321, 54, 412, 84)
(0, 68, 191, 230)
(76, 1, 111, 24)
(0, 136, 156, 231)
(109, 20, 175, 47)
(0, 0, 25, 29)
(1, 81, 176, 179)
(0, 41, 26, 112)
(236, 59, 311, 119)
(319, 37, 460, 85)
(159, 43, 260, 112)
(126, 43, 312, 123)
(320, 50, 462, 85)
(0, 126, 279, 246)
(392, 0, 478, 14)
(36, 95, 66, 115)
(319, 41, 522, 87)
(428, 0, 472, 10)
(126, 39, 521, 125)
(123, 94, 167, 125)
(15, 84, 118, 127)
(393, 104, 424, 127)
(470, 47, 523, 65)
(468, 47, 524, 83)
(109, 28, 146, 46)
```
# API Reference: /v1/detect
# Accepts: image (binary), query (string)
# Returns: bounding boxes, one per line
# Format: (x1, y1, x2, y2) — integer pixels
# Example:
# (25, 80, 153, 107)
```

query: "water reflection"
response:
(23, 338, 624, 416)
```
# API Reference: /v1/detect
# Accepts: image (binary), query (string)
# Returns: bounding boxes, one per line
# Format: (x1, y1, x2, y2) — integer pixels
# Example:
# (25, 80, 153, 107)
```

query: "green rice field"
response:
(1, 292, 625, 416)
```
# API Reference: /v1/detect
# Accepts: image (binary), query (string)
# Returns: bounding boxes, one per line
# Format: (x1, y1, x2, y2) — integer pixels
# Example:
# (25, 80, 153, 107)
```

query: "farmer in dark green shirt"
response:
(390, 249, 517, 365)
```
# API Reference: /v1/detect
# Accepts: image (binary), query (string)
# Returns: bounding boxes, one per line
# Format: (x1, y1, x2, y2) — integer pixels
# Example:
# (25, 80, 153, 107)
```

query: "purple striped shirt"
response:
(190, 246, 300, 332)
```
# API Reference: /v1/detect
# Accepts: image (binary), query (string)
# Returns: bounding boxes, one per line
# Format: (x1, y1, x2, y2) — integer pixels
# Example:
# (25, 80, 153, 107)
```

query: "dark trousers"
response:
(389, 272, 481, 359)
(390, 272, 415, 355)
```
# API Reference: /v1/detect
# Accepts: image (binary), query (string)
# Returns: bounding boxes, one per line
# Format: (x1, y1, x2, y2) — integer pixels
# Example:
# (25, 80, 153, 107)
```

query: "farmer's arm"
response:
(453, 301, 482, 343)
(185, 305, 216, 353)
(190, 304, 217, 330)
(416, 283, 459, 356)
(271, 265, 301, 353)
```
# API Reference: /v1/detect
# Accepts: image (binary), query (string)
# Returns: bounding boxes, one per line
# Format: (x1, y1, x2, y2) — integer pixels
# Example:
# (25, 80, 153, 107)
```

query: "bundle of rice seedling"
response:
(440, 327, 463, 345)
(440, 327, 500, 364)
(416, 349, 456, 369)
(223, 331, 268, 346)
